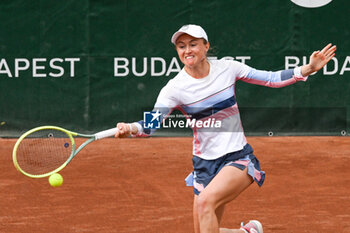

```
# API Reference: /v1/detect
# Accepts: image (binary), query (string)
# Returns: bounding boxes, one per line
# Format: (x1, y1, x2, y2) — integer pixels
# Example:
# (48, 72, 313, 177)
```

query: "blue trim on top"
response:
(189, 95, 236, 120)
(280, 69, 294, 81)
(181, 85, 235, 113)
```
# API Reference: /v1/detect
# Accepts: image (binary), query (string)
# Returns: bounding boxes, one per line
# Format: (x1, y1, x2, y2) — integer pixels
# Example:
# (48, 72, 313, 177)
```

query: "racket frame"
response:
(13, 126, 94, 178)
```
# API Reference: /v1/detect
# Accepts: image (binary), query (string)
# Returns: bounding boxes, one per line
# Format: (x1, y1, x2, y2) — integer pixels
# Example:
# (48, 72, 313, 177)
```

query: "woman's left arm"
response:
(237, 43, 336, 88)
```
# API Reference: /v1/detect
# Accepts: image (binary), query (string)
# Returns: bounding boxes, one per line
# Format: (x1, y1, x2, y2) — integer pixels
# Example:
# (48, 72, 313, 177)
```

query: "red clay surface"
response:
(1, 137, 349, 233)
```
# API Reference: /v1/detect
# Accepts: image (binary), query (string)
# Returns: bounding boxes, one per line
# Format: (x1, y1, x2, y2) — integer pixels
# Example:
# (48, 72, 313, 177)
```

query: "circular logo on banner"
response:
(291, 0, 332, 8)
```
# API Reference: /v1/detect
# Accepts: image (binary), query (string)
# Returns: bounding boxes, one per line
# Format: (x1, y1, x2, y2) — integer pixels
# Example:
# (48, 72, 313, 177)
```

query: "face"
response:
(175, 34, 210, 69)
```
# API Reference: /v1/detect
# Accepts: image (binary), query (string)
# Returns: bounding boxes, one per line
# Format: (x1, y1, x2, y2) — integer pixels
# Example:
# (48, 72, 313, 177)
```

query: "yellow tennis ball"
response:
(49, 173, 63, 187)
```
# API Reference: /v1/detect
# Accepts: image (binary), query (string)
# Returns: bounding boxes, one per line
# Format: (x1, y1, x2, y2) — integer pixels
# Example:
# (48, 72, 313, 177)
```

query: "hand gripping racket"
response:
(12, 126, 118, 178)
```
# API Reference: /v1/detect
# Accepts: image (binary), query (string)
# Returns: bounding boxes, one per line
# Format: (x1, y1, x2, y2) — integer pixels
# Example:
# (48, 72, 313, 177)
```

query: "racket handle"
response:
(94, 128, 118, 140)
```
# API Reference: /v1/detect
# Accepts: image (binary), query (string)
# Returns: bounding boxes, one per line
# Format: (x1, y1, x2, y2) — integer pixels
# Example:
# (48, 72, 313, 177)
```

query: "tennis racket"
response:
(12, 126, 118, 178)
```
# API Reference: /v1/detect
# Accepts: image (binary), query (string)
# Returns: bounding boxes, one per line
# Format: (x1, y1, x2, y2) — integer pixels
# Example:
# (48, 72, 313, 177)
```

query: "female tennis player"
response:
(115, 25, 336, 233)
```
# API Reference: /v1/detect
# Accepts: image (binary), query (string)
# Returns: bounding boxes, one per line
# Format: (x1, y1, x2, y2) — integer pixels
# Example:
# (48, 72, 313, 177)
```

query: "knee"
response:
(196, 194, 215, 218)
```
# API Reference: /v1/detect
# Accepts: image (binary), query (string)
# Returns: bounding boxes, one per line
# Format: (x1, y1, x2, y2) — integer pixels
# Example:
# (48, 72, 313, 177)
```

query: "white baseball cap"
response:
(171, 24, 209, 44)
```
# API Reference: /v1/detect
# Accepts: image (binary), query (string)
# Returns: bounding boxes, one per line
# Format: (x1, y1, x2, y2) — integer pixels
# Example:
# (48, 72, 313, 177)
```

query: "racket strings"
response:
(16, 129, 72, 175)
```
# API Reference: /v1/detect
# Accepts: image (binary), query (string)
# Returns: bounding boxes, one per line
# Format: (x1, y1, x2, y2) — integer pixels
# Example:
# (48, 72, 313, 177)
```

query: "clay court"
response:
(0, 136, 349, 233)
